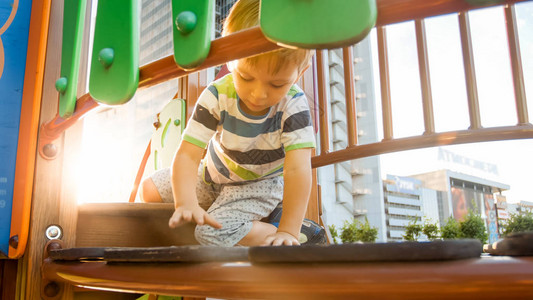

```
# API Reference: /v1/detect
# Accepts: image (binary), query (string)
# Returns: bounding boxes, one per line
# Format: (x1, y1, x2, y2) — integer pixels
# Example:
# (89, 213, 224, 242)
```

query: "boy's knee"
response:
(139, 178, 162, 203)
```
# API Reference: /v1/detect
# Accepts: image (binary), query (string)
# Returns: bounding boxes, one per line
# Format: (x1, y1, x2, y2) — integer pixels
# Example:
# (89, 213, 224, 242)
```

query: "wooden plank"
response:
(1, 259, 18, 300)
(21, 0, 65, 298)
(20, 0, 92, 298)
(76, 203, 197, 247)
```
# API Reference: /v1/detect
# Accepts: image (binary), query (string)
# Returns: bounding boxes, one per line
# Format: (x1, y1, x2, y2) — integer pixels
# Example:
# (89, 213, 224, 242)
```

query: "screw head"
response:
(43, 282, 61, 297)
(176, 11, 197, 34)
(98, 48, 115, 68)
(9, 235, 19, 249)
(45, 225, 63, 240)
(42, 143, 58, 158)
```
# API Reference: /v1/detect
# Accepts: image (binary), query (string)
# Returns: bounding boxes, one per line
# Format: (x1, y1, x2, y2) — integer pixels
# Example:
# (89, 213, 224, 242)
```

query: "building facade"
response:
(319, 36, 387, 241)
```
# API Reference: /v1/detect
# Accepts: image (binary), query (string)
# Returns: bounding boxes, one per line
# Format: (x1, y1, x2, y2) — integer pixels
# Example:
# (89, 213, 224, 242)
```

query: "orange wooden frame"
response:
(9, 0, 52, 259)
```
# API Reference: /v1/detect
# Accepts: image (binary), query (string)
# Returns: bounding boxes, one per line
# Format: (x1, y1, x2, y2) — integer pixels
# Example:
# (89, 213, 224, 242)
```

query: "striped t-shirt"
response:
(182, 74, 316, 184)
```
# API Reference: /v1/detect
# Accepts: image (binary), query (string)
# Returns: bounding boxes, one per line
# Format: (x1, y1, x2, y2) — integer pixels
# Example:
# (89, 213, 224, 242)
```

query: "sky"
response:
(370, 3, 533, 203)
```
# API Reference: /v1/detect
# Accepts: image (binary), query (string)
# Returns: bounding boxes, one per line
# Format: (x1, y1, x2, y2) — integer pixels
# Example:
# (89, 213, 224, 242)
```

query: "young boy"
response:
(141, 0, 322, 246)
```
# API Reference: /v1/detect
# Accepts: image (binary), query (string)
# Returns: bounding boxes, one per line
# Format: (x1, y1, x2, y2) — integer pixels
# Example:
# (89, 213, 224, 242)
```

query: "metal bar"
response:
(42, 256, 533, 299)
(316, 50, 330, 154)
(311, 124, 533, 168)
(377, 26, 394, 140)
(415, 19, 435, 135)
(504, 4, 529, 125)
(342, 46, 358, 146)
(458, 11, 482, 130)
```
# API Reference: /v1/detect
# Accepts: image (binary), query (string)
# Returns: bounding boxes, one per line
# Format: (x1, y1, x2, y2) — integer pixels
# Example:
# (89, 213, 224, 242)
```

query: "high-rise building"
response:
(319, 36, 387, 241)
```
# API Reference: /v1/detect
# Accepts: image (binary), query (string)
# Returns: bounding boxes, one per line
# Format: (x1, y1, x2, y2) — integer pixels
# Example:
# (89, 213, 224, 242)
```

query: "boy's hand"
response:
(169, 205, 222, 229)
(261, 231, 300, 246)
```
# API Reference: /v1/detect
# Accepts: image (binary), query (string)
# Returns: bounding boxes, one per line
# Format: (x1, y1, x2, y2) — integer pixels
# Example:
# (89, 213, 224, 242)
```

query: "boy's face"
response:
(232, 58, 301, 116)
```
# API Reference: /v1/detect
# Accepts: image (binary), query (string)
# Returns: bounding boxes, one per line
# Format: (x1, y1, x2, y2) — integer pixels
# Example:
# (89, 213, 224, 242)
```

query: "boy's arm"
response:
(264, 148, 313, 245)
(169, 141, 222, 229)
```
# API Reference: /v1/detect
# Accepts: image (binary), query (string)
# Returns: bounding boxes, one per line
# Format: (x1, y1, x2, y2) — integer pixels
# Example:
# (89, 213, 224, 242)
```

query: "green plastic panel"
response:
(89, 0, 139, 105)
(57, 0, 87, 118)
(146, 98, 186, 173)
(171, 0, 214, 69)
(260, 0, 377, 49)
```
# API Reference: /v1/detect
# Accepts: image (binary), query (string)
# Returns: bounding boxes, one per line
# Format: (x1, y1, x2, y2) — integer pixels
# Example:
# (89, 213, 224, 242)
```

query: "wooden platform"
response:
(42, 254, 533, 299)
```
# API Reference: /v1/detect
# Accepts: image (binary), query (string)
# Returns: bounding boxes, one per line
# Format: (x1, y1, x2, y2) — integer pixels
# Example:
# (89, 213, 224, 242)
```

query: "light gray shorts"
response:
(150, 167, 284, 246)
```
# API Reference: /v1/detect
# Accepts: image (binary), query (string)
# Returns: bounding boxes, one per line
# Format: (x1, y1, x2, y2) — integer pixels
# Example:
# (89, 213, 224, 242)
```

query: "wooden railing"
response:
(38, 0, 532, 160)
(312, 2, 532, 168)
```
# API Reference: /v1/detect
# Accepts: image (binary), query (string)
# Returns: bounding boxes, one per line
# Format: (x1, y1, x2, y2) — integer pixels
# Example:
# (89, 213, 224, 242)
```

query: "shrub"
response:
(403, 219, 423, 241)
(441, 211, 488, 244)
(403, 218, 440, 241)
(339, 218, 378, 243)
(459, 210, 488, 244)
(328, 224, 339, 244)
(422, 219, 440, 240)
(502, 212, 533, 236)
(441, 217, 461, 239)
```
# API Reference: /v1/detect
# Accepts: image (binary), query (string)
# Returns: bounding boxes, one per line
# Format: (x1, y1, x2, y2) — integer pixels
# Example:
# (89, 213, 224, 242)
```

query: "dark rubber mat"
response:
(249, 239, 482, 263)
(49, 246, 249, 262)
(49, 239, 484, 263)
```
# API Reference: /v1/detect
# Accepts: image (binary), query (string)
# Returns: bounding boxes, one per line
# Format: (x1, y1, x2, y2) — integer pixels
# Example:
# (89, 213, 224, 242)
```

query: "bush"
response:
(403, 218, 440, 241)
(441, 211, 488, 244)
(422, 219, 440, 240)
(459, 210, 488, 244)
(403, 219, 423, 241)
(502, 212, 533, 236)
(441, 217, 461, 239)
(328, 224, 339, 244)
(339, 218, 378, 243)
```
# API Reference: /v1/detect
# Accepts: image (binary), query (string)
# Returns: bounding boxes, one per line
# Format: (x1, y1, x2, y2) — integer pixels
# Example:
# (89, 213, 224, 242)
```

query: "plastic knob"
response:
(176, 11, 197, 34)
(55, 77, 68, 93)
(98, 48, 115, 68)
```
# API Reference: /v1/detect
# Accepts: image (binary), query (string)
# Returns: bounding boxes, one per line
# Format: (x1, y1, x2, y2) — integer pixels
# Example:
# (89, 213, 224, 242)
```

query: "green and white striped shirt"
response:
(182, 74, 316, 184)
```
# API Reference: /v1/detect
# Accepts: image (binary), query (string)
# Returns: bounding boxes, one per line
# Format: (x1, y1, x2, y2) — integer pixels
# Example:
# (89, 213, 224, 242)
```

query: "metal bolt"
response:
(45, 225, 63, 240)
(42, 144, 58, 158)
(43, 282, 60, 298)
(9, 235, 19, 249)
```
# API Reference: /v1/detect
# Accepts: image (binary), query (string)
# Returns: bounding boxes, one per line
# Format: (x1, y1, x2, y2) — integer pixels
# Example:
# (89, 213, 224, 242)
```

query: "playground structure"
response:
(1, 0, 533, 299)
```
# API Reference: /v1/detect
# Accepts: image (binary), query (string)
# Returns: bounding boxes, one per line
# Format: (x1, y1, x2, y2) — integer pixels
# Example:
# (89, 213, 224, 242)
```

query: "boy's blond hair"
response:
(222, 0, 314, 74)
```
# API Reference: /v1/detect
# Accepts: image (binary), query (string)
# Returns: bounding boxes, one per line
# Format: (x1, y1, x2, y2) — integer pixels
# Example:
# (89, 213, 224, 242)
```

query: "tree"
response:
(328, 224, 339, 244)
(502, 212, 533, 236)
(356, 218, 379, 242)
(339, 218, 378, 243)
(403, 219, 423, 241)
(441, 217, 461, 239)
(403, 218, 440, 241)
(459, 210, 488, 244)
(422, 219, 440, 240)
